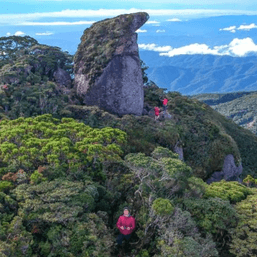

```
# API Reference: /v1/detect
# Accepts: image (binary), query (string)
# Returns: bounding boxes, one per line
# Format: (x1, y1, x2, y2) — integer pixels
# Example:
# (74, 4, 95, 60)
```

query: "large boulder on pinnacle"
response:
(73, 12, 149, 116)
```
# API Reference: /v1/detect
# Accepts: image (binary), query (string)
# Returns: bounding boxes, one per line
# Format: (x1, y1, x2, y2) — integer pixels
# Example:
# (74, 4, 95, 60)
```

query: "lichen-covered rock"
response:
(74, 12, 149, 116)
(206, 154, 243, 184)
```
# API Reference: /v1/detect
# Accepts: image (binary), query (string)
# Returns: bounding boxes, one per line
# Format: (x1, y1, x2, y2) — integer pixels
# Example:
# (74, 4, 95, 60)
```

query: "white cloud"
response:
(156, 29, 165, 33)
(138, 43, 173, 52)
(14, 31, 25, 36)
(2, 8, 257, 26)
(6, 32, 11, 36)
(166, 18, 182, 22)
(219, 25, 236, 33)
(139, 37, 257, 57)
(160, 43, 219, 56)
(145, 21, 160, 24)
(227, 37, 257, 56)
(220, 23, 257, 33)
(35, 32, 54, 35)
(237, 23, 257, 31)
(136, 29, 147, 33)
(20, 21, 95, 26)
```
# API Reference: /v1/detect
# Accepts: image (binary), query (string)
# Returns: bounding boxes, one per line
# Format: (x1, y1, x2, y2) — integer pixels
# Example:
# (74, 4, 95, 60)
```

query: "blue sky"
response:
(1, 0, 257, 14)
(1, 0, 257, 16)
(1, 0, 257, 57)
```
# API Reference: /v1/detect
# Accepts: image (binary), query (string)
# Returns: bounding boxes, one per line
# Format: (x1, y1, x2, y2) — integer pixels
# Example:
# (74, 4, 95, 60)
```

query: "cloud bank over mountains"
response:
(1, 8, 257, 26)
(139, 38, 257, 57)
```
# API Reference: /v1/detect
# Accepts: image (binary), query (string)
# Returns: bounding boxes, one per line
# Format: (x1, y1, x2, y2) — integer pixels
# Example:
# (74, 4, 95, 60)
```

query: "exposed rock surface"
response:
(173, 141, 184, 161)
(53, 67, 72, 88)
(206, 154, 243, 184)
(74, 12, 149, 116)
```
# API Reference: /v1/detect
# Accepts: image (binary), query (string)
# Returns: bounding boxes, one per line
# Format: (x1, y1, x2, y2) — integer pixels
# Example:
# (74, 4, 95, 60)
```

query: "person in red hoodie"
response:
(154, 106, 160, 121)
(162, 97, 168, 115)
(116, 207, 135, 253)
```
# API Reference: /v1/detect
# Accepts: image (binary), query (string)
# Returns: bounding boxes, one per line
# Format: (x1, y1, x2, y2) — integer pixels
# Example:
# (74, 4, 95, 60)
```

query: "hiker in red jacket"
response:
(154, 106, 160, 121)
(116, 207, 135, 253)
(162, 97, 168, 115)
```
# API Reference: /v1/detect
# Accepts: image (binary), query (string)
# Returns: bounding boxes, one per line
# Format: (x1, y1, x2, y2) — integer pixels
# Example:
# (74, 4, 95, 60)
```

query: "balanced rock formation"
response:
(206, 154, 243, 184)
(73, 12, 149, 116)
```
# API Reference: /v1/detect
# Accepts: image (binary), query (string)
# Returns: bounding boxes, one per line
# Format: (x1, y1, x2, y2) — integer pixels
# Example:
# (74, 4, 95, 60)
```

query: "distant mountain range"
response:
(139, 50, 257, 95)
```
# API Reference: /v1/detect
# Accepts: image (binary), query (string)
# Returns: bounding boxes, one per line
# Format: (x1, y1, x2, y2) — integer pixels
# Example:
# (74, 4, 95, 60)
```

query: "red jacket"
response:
(154, 107, 160, 115)
(116, 214, 136, 235)
(163, 98, 168, 105)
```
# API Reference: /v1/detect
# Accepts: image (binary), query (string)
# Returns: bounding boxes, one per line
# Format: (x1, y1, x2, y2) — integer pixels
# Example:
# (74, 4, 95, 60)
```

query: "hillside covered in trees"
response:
(188, 91, 257, 136)
(1, 36, 257, 257)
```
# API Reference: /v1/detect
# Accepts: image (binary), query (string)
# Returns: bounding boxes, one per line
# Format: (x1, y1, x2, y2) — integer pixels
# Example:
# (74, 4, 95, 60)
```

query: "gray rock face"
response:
(74, 12, 149, 116)
(206, 154, 243, 184)
(53, 67, 72, 88)
(82, 50, 144, 116)
(173, 141, 184, 161)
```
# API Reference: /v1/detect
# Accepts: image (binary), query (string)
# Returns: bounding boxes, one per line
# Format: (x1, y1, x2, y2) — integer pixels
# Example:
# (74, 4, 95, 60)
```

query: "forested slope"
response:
(0, 36, 257, 257)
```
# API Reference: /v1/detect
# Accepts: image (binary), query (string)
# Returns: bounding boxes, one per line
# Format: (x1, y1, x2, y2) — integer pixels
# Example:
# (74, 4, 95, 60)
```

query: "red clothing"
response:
(154, 107, 160, 116)
(163, 98, 168, 105)
(116, 214, 136, 235)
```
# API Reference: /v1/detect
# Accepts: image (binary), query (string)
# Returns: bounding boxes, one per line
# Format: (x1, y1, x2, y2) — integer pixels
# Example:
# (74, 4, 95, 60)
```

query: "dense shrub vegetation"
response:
(0, 35, 257, 256)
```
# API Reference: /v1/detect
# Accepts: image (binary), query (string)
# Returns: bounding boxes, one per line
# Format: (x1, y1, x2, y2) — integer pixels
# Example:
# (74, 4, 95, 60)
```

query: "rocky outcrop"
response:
(53, 67, 72, 88)
(74, 12, 149, 116)
(206, 154, 243, 184)
(173, 141, 184, 161)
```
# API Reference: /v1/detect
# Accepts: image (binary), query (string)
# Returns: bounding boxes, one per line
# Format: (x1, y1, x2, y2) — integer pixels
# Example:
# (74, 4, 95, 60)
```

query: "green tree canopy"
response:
(0, 114, 127, 182)
(229, 189, 257, 257)
(204, 179, 253, 204)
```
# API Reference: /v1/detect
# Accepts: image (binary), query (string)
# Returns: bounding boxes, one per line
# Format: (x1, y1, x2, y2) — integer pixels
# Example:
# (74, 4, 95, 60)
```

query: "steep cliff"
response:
(74, 12, 149, 116)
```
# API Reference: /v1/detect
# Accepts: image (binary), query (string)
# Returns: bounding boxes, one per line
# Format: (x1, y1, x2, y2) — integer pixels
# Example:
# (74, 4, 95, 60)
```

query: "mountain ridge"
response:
(139, 50, 257, 95)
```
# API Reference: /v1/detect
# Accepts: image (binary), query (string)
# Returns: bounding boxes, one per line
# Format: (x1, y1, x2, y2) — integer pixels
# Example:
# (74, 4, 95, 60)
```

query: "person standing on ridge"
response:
(115, 207, 135, 255)
(154, 106, 160, 121)
(162, 97, 168, 115)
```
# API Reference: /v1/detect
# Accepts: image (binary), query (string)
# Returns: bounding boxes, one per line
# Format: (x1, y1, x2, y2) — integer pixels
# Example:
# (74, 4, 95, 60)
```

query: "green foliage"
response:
(208, 103, 257, 178)
(0, 216, 33, 257)
(183, 197, 237, 234)
(120, 115, 180, 156)
(137, 249, 149, 257)
(182, 197, 238, 255)
(0, 114, 127, 181)
(140, 59, 149, 85)
(229, 189, 257, 256)
(0, 34, 257, 257)
(154, 207, 218, 257)
(204, 179, 253, 204)
(0, 192, 17, 242)
(0, 180, 14, 192)
(151, 145, 180, 160)
(12, 179, 97, 224)
(37, 215, 114, 256)
(243, 174, 255, 187)
(124, 147, 193, 200)
(0, 36, 76, 120)
(183, 176, 207, 198)
(30, 170, 47, 185)
(152, 198, 174, 216)
(143, 81, 167, 107)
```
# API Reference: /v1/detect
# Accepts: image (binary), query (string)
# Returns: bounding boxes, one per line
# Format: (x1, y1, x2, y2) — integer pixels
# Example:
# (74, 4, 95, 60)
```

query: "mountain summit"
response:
(73, 12, 149, 116)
